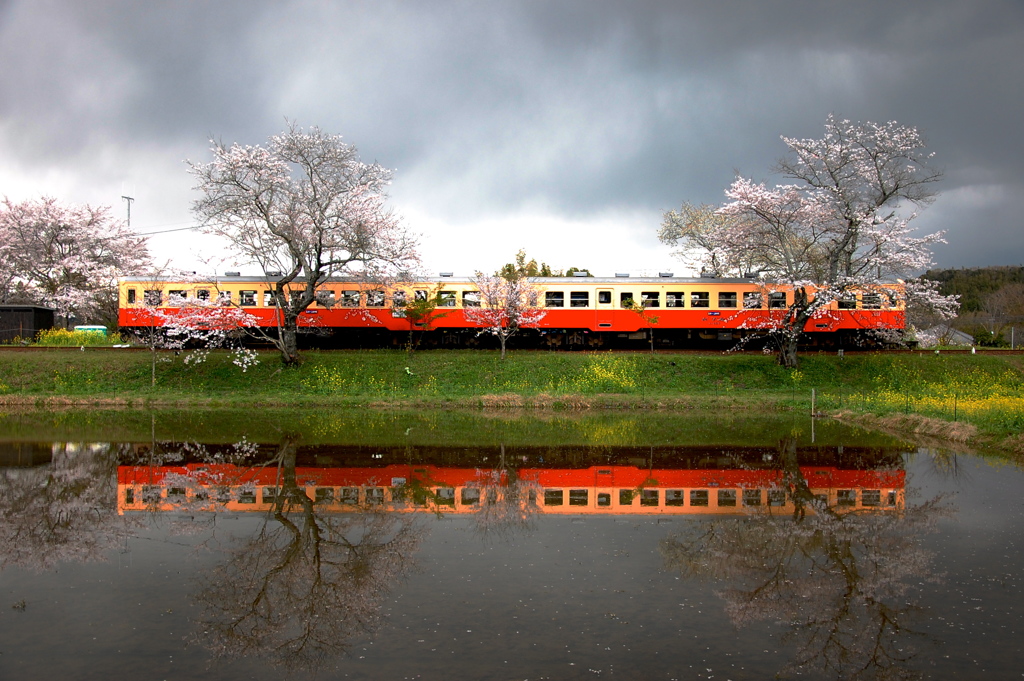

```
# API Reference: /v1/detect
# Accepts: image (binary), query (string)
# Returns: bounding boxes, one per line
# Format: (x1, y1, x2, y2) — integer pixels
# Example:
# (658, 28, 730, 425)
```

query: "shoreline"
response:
(1, 348, 1021, 454)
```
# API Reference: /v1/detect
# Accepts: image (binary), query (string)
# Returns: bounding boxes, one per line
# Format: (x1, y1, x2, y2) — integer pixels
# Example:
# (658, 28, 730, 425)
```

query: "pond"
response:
(0, 409, 1020, 680)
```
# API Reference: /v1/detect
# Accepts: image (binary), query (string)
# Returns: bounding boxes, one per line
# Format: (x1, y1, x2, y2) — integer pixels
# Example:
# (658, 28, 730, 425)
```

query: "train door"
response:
(596, 288, 614, 329)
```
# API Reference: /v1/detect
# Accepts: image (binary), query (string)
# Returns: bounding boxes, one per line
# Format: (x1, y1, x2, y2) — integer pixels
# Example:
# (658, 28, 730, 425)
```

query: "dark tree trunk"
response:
(776, 287, 810, 370)
(778, 336, 800, 369)
(279, 317, 301, 366)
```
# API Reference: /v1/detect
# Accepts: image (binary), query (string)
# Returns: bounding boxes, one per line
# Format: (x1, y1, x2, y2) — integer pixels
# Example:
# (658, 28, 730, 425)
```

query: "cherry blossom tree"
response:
(661, 116, 956, 367)
(0, 196, 150, 326)
(189, 124, 420, 366)
(127, 273, 260, 386)
(464, 273, 546, 359)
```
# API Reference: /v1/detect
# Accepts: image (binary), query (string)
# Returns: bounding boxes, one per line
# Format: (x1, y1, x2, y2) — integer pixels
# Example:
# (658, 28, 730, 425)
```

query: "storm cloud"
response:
(0, 0, 1020, 274)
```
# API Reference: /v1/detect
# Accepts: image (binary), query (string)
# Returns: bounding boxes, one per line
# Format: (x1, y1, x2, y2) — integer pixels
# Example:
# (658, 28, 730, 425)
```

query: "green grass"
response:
(1, 348, 1022, 444)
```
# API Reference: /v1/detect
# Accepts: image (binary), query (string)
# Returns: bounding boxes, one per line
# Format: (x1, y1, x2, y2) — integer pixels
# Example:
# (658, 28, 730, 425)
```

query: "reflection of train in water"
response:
(117, 274, 905, 348)
(118, 462, 905, 516)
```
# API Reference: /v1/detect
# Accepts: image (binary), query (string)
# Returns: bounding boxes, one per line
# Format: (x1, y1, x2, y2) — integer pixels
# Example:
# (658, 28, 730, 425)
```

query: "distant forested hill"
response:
(922, 266, 1024, 312)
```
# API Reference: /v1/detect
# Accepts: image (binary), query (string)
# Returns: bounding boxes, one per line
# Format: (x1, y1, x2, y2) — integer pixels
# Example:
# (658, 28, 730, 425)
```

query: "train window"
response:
(168, 290, 187, 303)
(365, 487, 384, 505)
(414, 290, 428, 301)
(366, 290, 386, 307)
(743, 292, 763, 309)
(262, 487, 279, 504)
(862, 490, 881, 507)
(641, 292, 660, 308)
(665, 292, 684, 308)
(237, 488, 256, 504)
(619, 292, 635, 307)
(165, 487, 183, 503)
(640, 489, 659, 506)
(126, 289, 137, 304)
(144, 290, 162, 306)
(239, 290, 257, 306)
(436, 488, 456, 506)
(837, 489, 856, 507)
(885, 291, 898, 308)
(316, 290, 336, 307)
(570, 292, 589, 308)
(544, 489, 564, 506)
(665, 490, 685, 506)
(341, 290, 360, 307)
(886, 491, 897, 506)
(718, 489, 737, 507)
(124, 487, 135, 504)
(768, 489, 787, 506)
(340, 487, 359, 505)
(742, 489, 762, 506)
(837, 295, 857, 309)
(598, 290, 612, 304)
(597, 492, 611, 507)
(690, 490, 709, 507)
(392, 291, 407, 307)
(218, 291, 233, 306)
(142, 486, 161, 503)
(438, 291, 457, 307)
(768, 292, 787, 309)
(718, 292, 738, 308)
(463, 291, 481, 307)
(315, 488, 335, 504)
(862, 293, 882, 309)
(690, 292, 710, 308)
(287, 292, 302, 306)
(545, 291, 564, 307)
(197, 289, 210, 301)
(263, 291, 275, 307)
(569, 489, 589, 506)
(461, 488, 481, 505)
(619, 489, 634, 505)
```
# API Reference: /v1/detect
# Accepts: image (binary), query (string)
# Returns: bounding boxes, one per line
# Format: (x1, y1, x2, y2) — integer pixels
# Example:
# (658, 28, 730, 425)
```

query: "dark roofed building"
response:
(0, 305, 55, 343)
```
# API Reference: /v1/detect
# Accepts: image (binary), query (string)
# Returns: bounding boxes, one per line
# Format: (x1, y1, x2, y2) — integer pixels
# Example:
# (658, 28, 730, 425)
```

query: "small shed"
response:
(0, 305, 55, 343)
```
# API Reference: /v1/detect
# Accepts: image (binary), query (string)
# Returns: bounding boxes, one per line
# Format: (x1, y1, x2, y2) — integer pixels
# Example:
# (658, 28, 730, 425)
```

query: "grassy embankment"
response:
(0, 347, 1022, 451)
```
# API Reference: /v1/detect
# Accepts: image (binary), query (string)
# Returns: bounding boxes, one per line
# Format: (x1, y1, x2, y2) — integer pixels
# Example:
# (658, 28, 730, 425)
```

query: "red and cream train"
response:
(118, 462, 904, 516)
(118, 273, 905, 349)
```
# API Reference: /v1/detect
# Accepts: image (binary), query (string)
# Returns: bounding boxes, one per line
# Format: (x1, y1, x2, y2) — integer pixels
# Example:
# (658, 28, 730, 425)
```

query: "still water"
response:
(0, 409, 1021, 680)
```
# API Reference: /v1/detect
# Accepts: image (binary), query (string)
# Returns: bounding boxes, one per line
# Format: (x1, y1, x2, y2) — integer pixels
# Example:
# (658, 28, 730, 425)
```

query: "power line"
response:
(134, 225, 203, 236)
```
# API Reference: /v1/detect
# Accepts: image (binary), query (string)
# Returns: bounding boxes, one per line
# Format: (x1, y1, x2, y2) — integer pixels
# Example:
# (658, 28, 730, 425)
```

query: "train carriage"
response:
(118, 462, 905, 516)
(117, 273, 905, 349)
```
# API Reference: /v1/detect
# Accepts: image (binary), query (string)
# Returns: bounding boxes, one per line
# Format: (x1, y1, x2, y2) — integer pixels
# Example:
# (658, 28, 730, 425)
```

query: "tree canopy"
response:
(0, 196, 150, 326)
(661, 115, 955, 366)
(189, 124, 419, 365)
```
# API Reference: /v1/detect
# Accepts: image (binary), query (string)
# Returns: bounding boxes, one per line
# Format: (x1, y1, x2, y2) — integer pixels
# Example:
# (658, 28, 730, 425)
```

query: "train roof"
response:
(120, 275, 759, 285)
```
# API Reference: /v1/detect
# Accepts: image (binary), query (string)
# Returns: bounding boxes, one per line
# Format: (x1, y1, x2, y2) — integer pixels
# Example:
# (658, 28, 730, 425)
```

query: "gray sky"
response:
(1, 0, 1021, 276)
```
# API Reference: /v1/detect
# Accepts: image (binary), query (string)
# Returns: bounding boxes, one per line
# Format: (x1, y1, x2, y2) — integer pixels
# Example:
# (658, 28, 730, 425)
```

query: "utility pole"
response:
(121, 195, 135, 228)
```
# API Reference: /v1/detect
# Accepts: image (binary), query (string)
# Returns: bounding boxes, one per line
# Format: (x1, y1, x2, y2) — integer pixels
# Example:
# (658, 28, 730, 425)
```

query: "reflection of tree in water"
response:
(0, 442, 132, 570)
(190, 435, 424, 673)
(466, 444, 542, 540)
(661, 436, 948, 681)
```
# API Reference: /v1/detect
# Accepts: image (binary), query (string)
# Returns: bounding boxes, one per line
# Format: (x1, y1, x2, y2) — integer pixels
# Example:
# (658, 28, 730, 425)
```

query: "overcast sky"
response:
(1, 0, 1021, 277)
